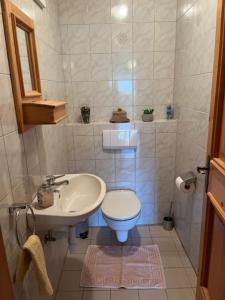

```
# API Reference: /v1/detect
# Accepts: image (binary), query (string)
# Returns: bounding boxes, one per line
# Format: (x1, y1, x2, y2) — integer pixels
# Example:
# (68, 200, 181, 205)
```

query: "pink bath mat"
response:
(80, 245, 166, 289)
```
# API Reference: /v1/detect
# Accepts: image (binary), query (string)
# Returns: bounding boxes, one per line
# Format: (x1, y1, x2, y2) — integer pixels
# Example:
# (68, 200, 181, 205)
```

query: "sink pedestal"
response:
(68, 225, 76, 253)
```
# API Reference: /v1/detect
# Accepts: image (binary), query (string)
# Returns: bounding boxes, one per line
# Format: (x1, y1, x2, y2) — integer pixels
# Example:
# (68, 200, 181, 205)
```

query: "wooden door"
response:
(0, 226, 14, 300)
(197, 1, 225, 299)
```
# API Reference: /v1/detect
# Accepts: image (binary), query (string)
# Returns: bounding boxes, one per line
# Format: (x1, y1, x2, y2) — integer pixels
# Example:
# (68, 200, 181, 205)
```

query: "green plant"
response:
(143, 108, 154, 114)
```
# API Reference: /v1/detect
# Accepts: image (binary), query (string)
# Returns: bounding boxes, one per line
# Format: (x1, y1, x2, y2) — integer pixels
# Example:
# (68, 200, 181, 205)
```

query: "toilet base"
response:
(102, 211, 141, 243)
(116, 230, 128, 242)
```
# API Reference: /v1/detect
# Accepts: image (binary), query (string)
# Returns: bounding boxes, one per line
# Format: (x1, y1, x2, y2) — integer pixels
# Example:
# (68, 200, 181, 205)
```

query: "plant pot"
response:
(142, 113, 153, 122)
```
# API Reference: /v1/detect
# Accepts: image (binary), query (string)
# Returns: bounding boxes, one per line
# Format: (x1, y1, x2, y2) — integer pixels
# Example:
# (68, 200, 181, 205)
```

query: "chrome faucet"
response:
(45, 175, 69, 187)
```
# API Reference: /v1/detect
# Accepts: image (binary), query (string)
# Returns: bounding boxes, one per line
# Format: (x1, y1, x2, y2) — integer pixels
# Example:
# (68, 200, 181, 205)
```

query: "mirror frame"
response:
(1, 0, 42, 132)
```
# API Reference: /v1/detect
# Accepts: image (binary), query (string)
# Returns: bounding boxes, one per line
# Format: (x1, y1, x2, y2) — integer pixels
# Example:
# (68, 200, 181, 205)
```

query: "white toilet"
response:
(101, 190, 141, 242)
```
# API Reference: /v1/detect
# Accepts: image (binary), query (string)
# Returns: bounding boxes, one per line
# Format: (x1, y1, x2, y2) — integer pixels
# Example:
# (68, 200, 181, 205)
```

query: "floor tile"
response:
(161, 252, 183, 268)
(172, 236, 185, 252)
(91, 237, 112, 246)
(149, 225, 172, 237)
(152, 237, 177, 252)
(73, 239, 91, 253)
(132, 237, 153, 246)
(170, 230, 179, 239)
(185, 268, 197, 287)
(90, 227, 112, 239)
(164, 268, 191, 288)
(63, 253, 84, 270)
(83, 290, 110, 300)
(131, 225, 151, 238)
(139, 289, 167, 300)
(178, 252, 192, 268)
(111, 289, 140, 300)
(58, 270, 82, 291)
(166, 288, 195, 300)
(56, 291, 83, 300)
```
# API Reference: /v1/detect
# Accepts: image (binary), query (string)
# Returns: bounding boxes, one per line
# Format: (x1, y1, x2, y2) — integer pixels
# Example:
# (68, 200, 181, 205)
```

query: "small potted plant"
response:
(142, 108, 154, 122)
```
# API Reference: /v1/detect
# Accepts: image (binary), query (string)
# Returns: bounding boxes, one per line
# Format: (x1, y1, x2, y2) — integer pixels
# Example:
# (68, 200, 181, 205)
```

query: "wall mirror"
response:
(16, 27, 33, 92)
(1, 0, 66, 133)
(3, 0, 42, 100)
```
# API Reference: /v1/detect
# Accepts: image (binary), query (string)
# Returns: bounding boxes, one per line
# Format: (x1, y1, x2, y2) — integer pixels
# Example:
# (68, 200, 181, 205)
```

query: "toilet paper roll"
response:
(175, 176, 195, 193)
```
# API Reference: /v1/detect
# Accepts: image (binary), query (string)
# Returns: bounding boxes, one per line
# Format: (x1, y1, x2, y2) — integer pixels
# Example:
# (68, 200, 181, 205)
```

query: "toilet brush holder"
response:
(162, 216, 174, 231)
(162, 202, 174, 231)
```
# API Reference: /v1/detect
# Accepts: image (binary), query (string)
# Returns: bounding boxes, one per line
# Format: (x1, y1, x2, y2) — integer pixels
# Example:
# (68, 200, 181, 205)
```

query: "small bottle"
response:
(166, 105, 173, 120)
(37, 184, 54, 208)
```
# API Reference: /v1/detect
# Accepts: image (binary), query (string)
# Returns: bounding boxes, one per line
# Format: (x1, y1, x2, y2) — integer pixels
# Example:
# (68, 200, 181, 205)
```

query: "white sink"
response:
(31, 174, 106, 229)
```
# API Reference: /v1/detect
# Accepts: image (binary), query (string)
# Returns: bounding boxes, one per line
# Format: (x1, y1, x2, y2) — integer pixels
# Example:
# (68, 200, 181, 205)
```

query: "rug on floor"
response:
(80, 245, 166, 289)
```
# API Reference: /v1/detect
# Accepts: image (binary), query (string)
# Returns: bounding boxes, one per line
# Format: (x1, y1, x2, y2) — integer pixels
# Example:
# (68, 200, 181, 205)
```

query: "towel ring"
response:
(15, 204, 36, 249)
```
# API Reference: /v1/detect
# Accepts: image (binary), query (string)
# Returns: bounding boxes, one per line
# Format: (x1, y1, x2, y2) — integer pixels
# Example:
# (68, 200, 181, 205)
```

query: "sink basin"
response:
(31, 174, 106, 229)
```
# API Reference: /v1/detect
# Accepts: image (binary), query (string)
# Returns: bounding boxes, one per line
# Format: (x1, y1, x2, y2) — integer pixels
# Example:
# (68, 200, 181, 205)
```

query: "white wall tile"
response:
(112, 24, 132, 53)
(112, 53, 133, 80)
(111, 0, 133, 23)
(133, 23, 154, 52)
(133, 80, 154, 106)
(133, 52, 154, 79)
(87, 0, 111, 24)
(67, 25, 90, 54)
(74, 136, 95, 160)
(174, 0, 217, 272)
(155, 22, 176, 51)
(70, 54, 91, 81)
(0, 15, 9, 75)
(0, 75, 17, 135)
(90, 24, 111, 53)
(115, 158, 135, 181)
(133, 0, 154, 22)
(95, 159, 116, 182)
(113, 80, 133, 107)
(155, 0, 177, 22)
(59, 0, 87, 25)
(154, 52, 175, 79)
(91, 54, 112, 80)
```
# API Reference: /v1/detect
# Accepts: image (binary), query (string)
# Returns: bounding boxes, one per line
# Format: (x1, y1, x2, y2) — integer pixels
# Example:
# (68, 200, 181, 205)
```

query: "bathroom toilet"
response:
(101, 190, 141, 242)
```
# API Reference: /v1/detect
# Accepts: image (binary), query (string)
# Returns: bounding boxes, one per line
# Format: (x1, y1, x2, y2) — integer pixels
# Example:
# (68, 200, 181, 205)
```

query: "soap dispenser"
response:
(37, 183, 54, 208)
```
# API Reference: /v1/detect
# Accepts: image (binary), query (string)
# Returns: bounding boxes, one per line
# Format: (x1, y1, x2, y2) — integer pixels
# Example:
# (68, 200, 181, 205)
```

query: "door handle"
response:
(197, 166, 210, 175)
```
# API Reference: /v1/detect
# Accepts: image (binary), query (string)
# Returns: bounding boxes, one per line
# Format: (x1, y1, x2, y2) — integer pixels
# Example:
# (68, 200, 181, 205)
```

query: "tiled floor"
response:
(56, 225, 197, 300)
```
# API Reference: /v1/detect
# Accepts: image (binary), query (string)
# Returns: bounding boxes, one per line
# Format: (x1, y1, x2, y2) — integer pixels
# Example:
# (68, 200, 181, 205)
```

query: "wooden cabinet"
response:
(23, 100, 66, 124)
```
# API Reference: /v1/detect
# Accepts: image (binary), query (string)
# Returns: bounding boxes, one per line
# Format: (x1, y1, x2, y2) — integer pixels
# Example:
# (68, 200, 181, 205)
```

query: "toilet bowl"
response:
(101, 190, 141, 242)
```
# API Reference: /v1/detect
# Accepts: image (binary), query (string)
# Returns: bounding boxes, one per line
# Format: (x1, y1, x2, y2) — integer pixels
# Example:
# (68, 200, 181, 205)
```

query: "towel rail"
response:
(0, 203, 36, 249)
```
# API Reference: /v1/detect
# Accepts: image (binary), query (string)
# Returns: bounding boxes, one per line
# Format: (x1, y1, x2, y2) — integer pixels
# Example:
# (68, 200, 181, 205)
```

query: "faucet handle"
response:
(46, 175, 65, 185)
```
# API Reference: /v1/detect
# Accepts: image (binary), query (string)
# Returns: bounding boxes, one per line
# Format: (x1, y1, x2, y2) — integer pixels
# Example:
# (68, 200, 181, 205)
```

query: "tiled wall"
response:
(59, 0, 177, 123)
(66, 120, 177, 225)
(0, 0, 68, 299)
(173, 0, 217, 271)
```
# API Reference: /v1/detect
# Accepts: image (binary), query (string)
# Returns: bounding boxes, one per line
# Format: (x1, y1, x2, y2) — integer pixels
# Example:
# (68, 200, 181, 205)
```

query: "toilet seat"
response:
(101, 190, 141, 221)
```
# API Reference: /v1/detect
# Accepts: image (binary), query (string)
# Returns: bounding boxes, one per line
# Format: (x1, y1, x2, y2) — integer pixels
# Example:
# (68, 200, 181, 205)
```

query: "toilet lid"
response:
(101, 190, 141, 221)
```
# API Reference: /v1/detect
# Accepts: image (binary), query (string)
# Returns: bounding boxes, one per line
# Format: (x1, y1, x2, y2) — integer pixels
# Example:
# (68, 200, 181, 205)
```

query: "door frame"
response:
(197, 0, 225, 299)
(0, 226, 14, 300)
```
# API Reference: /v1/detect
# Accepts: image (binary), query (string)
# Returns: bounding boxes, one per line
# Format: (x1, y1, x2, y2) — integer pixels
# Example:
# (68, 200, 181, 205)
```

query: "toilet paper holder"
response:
(179, 171, 197, 186)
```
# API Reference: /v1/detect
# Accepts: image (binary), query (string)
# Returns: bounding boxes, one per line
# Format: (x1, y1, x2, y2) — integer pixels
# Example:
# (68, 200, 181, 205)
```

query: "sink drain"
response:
(69, 210, 76, 213)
